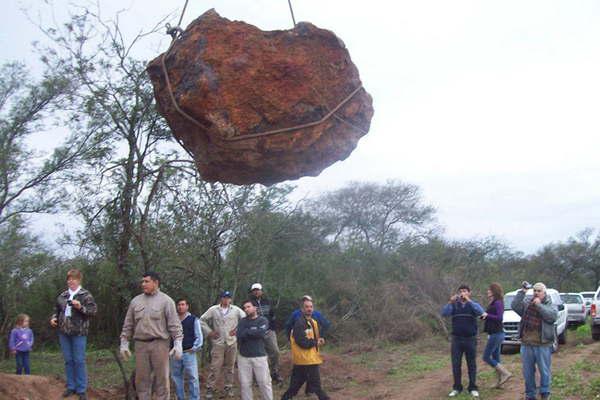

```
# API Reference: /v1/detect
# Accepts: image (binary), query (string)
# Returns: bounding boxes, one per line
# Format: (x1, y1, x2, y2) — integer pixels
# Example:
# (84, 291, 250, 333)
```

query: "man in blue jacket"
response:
(441, 284, 486, 398)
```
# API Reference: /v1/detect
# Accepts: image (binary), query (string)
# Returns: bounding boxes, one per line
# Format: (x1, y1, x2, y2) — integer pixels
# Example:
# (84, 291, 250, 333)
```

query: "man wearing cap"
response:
(249, 283, 282, 383)
(200, 290, 246, 399)
(511, 282, 557, 400)
(120, 271, 183, 400)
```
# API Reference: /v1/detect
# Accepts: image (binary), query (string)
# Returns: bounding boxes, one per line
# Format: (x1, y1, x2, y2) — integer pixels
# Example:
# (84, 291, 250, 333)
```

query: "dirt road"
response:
(314, 336, 600, 400)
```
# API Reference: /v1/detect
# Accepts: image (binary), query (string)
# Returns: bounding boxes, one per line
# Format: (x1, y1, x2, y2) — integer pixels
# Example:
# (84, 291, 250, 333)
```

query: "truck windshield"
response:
(503, 294, 533, 310)
(560, 294, 582, 304)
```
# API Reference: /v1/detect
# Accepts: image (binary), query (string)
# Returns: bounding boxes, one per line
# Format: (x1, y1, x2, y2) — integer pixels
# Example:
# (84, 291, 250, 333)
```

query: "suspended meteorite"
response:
(147, 9, 374, 185)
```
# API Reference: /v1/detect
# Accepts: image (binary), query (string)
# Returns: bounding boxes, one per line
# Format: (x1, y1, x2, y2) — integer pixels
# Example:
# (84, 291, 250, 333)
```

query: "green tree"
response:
(312, 180, 437, 252)
(0, 61, 98, 226)
(0, 218, 56, 358)
(34, 7, 190, 338)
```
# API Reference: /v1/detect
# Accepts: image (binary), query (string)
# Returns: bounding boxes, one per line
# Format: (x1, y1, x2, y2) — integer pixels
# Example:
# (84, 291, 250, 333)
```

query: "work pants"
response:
(206, 342, 237, 390)
(135, 339, 170, 400)
(238, 354, 273, 400)
(264, 330, 280, 376)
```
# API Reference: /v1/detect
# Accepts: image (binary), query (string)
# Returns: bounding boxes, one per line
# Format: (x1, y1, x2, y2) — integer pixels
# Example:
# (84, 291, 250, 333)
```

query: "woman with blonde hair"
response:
(481, 282, 512, 388)
(50, 269, 97, 400)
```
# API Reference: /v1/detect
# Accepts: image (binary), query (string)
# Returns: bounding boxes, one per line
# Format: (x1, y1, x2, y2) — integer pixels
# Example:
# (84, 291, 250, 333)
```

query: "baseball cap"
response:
(250, 283, 263, 291)
(220, 290, 232, 298)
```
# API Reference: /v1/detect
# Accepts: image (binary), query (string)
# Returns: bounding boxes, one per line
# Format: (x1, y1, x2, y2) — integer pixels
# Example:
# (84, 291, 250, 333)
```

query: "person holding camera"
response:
(511, 282, 557, 400)
(50, 269, 97, 400)
(441, 284, 486, 398)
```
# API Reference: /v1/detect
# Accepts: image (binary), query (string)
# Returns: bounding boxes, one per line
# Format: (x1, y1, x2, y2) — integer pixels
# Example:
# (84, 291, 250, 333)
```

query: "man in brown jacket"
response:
(120, 271, 183, 400)
(200, 290, 246, 399)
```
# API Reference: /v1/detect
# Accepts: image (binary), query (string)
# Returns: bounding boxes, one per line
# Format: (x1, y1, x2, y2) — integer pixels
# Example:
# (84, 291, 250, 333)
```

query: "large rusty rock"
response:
(147, 9, 373, 185)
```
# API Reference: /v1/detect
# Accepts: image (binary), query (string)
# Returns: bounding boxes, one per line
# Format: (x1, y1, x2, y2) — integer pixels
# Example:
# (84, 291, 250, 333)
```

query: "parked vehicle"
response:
(591, 287, 600, 341)
(581, 291, 596, 315)
(560, 293, 586, 326)
(502, 288, 567, 353)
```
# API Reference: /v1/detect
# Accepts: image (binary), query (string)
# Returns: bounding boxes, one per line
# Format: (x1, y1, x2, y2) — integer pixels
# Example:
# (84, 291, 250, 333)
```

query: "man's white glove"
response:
(120, 338, 132, 361)
(169, 339, 183, 360)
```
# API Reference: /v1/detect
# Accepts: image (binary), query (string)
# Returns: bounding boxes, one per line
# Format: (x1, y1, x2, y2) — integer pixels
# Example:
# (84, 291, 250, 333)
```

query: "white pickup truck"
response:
(502, 288, 568, 353)
(591, 286, 600, 341)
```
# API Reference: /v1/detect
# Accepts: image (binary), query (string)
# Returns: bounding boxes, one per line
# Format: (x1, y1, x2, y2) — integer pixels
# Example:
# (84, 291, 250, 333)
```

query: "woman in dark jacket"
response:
(481, 282, 512, 388)
(50, 269, 97, 400)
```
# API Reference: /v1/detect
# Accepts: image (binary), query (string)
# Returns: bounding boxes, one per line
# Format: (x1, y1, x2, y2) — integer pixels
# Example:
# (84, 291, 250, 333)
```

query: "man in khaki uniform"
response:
(200, 290, 246, 399)
(119, 271, 183, 400)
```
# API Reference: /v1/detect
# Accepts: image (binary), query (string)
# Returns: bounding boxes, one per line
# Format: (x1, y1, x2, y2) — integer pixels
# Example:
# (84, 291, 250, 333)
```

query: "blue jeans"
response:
(521, 344, 552, 398)
(482, 332, 504, 367)
(171, 352, 200, 400)
(451, 335, 478, 392)
(59, 333, 88, 394)
(16, 351, 30, 375)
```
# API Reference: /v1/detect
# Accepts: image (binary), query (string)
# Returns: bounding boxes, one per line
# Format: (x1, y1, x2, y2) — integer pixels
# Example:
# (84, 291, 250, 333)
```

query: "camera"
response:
(522, 281, 532, 290)
(67, 300, 73, 306)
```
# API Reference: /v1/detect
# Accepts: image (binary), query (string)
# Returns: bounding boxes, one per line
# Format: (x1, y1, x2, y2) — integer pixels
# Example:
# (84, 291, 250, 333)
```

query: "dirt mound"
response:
(0, 373, 117, 400)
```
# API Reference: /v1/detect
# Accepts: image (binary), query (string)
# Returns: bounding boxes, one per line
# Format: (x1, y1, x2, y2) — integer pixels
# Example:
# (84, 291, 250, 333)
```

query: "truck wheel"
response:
(592, 326, 600, 341)
(558, 329, 567, 345)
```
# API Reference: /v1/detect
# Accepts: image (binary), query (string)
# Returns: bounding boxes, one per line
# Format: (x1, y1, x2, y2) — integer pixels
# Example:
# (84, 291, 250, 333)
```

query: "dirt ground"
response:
(1, 338, 599, 400)
(0, 373, 118, 400)
(319, 337, 600, 400)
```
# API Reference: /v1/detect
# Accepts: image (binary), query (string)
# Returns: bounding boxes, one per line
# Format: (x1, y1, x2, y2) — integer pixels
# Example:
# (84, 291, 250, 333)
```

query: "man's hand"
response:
(10, 350, 16, 355)
(461, 293, 471, 302)
(229, 328, 236, 337)
(449, 295, 459, 303)
(208, 331, 220, 340)
(317, 338, 325, 347)
(50, 317, 58, 328)
(169, 340, 183, 360)
(532, 297, 541, 305)
(71, 299, 82, 310)
(120, 338, 132, 361)
(480, 312, 488, 320)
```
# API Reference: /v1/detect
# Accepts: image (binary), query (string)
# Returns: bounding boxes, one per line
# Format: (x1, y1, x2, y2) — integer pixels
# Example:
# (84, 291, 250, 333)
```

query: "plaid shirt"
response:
(521, 303, 543, 344)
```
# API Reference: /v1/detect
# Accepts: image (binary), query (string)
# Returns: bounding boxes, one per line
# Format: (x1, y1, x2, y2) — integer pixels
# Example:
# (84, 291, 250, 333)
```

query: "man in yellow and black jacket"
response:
(281, 298, 330, 400)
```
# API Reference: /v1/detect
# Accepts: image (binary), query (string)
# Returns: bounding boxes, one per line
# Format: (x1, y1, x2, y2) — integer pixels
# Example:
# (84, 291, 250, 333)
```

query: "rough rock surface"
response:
(147, 9, 373, 185)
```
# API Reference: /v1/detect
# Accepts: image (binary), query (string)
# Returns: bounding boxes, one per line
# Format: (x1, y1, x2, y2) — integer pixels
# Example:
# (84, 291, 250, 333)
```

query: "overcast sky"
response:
(3, 0, 600, 253)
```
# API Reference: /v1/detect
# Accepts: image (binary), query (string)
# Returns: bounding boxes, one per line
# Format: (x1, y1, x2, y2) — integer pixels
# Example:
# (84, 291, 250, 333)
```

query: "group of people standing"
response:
(42, 268, 330, 400)
(9, 268, 559, 400)
(442, 281, 558, 400)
